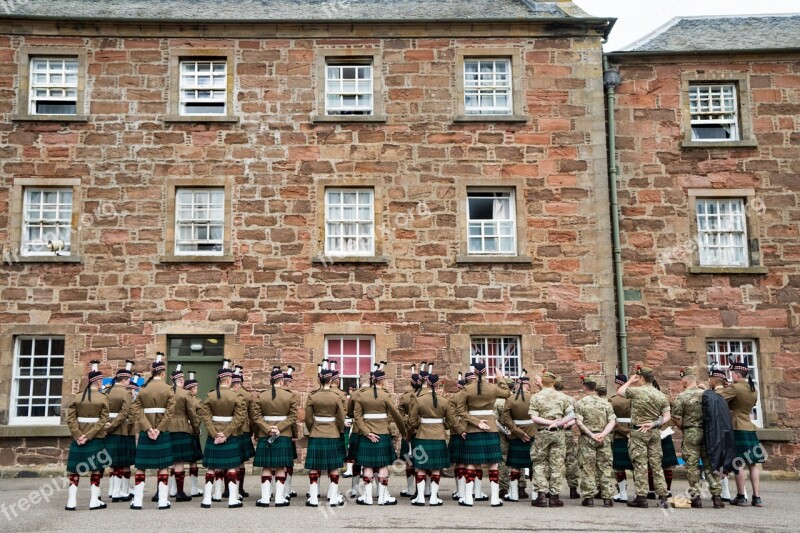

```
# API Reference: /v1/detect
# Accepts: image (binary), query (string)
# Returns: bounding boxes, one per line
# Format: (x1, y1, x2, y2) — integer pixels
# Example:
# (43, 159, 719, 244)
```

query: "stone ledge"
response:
(688, 265, 769, 275)
(456, 255, 533, 264)
(0, 425, 70, 438)
(453, 114, 529, 123)
(4, 255, 83, 265)
(311, 255, 390, 265)
(162, 115, 240, 124)
(310, 114, 388, 124)
(681, 140, 758, 149)
(11, 114, 88, 123)
(159, 255, 236, 264)
(757, 428, 794, 442)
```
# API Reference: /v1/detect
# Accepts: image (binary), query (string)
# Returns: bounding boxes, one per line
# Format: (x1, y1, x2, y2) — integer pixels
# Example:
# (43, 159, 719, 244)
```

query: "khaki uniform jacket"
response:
(167, 386, 199, 435)
(449, 389, 467, 435)
(252, 387, 297, 438)
(347, 387, 370, 436)
(408, 388, 458, 441)
(105, 385, 131, 436)
(199, 386, 247, 438)
(354, 386, 407, 437)
(501, 391, 537, 440)
(187, 394, 202, 436)
(132, 378, 175, 433)
(457, 379, 511, 434)
(718, 380, 758, 431)
(305, 388, 345, 438)
(609, 394, 632, 438)
(235, 388, 253, 434)
(66, 389, 110, 441)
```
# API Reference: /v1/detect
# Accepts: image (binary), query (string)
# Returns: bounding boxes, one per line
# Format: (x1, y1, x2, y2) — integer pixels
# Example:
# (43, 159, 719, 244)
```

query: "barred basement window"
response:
(696, 198, 748, 267)
(11, 336, 65, 425)
(174, 188, 225, 255)
(325, 335, 375, 393)
(706, 338, 763, 428)
(325, 62, 374, 115)
(467, 190, 516, 255)
(470, 336, 521, 380)
(325, 188, 374, 256)
(179, 60, 228, 116)
(22, 188, 73, 256)
(464, 58, 512, 115)
(29, 57, 79, 115)
(689, 84, 740, 141)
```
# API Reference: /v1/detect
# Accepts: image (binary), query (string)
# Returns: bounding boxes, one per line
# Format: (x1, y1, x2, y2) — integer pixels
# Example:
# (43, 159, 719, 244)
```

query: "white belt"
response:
(315, 416, 335, 423)
(78, 417, 99, 423)
(616, 418, 631, 424)
(212, 416, 233, 423)
(514, 419, 533, 426)
(108, 413, 119, 419)
(421, 418, 443, 424)
(363, 413, 387, 420)
(345, 418, 353, 423)
(469, 410, 494, 416)
(263, 416, 287, 422)
(144, 408, 166, 414)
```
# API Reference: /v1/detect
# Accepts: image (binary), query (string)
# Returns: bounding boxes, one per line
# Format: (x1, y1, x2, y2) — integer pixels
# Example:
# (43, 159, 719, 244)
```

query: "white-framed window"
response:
(696, 198, 748, 267)
(325, 335, 375, 393)
(174, 188, 225, 255)
(706, 338, 763, 428)
(467, 190, 516, 255)
(29, 57, 79, 115)
(470, 336, 521, 380)
(10, 336, 65, 425)
(179, 60, 227, 116)
(689, 84, 740, 142)
(464, 58, 512, 115)
(325, 188, 374, 256)
(22, 188, 73, 256)
(325, 63, 373, 115)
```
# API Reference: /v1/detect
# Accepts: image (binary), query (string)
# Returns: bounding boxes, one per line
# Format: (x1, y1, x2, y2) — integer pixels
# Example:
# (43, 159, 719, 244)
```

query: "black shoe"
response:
(130, 504, 142, 510)
(239, 489, 249, 498)
(111, 497, 125, 503)
(89, 502, 107, 510)
(603, 499, 613, 508)
(751, 496, 763, 507)
(158, 503, 171, 510)
(627, 496, 648, 508)
(228, 502, 243, 509)
(175, 492, 192, 502)
(151, 493, 159, 503)
(275, 501, 290, 507)
(211, 498, 222, 502)
(570, 487, 581, 499)
(200, 503, 211, 509)
(549, 495, 564, 507)
(657, 496, 669, 509)
(289, 491, 298, 498)
(582, 498, 594, 507)
(65, 506, 76, 511)
(256, 501, 269, 508)
(731, 494, 748, 506)
(475, 495, 489, 502)
(491, 501, 503, 508)
(646, 491, 657, 500)
(411, 500, 425, 507)
(400, 490, 415, 498)
(458, 501, 473, 507)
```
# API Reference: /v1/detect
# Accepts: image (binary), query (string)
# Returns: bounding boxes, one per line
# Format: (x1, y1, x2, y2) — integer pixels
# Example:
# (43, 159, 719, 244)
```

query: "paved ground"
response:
(0, 475, 795, 532)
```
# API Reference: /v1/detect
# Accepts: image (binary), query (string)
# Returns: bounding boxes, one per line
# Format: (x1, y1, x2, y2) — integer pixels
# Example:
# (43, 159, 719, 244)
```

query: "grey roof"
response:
(0, 0, 600, 22)
(617, 14, 800, 54)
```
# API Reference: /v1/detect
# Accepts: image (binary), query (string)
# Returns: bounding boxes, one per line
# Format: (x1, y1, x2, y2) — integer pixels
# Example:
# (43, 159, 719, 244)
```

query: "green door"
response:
(166, 335, 225, 451)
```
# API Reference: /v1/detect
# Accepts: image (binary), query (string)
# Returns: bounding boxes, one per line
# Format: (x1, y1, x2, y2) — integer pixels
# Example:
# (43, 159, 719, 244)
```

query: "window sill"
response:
(681, 140, 758, 149)
(456, 255, 533, 264)
(453, 115, 529, 124)
(688, 265, 768, 275)
(11, 114, 88, 123)
(0, 425, 70, 438)
(163, 115, 240, 124)
(7, 255, 83, 264)
(159, 255, 235, 264)
(311, 115, 388, 124)
(311, 255, 390, 265)
(756, 428, 793, 442)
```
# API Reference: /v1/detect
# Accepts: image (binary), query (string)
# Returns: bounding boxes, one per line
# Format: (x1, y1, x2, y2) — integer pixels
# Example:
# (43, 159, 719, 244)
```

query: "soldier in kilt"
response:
(719, 358, 764, 507)
(499, 371, 535, 503)
(344, 373, 371, 498)
(354, 363, 407, 506)
(304, 363, 346, 507)
(103, 360, 135, 503)
(166, 364, 200, 502)
(398, 363, 424, 497)
(131, 353, 176, 510)
(456, 362, 510, 508)
(198, 361, 247, 508)
(65, 361, 110, 511)
(609, 374, 632, 502)
(183, 371, 205, 497)
(574, 376, 617, 508)
(407, 372, 457, 506)
(283, 366, 299, 499)
(231, 366, 255, 498)
(252, 367, 297, 508)
(449, 372, 469, 501)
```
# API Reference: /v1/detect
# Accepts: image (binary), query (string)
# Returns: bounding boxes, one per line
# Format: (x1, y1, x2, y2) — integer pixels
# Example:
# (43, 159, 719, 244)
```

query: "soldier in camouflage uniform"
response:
(554, 377, 580, 499)
(617, 367, 671, 508)
(673, 367, 724, 509)
(528, 371, 574, 508)
(574, 376, 617, 507)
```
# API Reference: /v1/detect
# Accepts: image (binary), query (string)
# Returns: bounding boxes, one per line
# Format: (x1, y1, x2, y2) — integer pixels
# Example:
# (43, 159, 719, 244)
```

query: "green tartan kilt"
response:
(135, 431, 174, 470)
(661, 435, 680, 468)
(448, 434, 465, 464)
(191, 435, 204, 462)
(347, 433, 362, 462)
(292, 440, 298, 461)
(612, 438, 632, 471)
(170, 431, 197, 463)
(203, 435, 243, 470)
(462, 432, 502, 465)
(254, 436, 295, 468)
(305, 437, 345, 471)
(340, 433, 348, 458)
(412, 439, 450, 470)
(506, 438, 533, 469)
(104, 434, 135, 467)
(67, 438, 109, 473)
(733, 430, 765, 466)
(238, 432, 256, 460)
(356, 434, 397, 468)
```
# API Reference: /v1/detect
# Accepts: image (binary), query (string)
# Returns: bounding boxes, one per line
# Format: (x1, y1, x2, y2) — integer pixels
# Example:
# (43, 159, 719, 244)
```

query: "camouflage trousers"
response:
(629, 429, 667, 497)
(530, 430, 566, 495)
(565, 427, 579, 488)
(577, 434, 615, 499)
(682, 427, 721, 498)
(499, 434, 527, 491)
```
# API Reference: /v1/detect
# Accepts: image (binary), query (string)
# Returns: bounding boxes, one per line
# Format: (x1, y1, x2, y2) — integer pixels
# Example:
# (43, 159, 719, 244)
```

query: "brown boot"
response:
(603, 498, 613, 507)
(712, 496, 725, 509)
(627, 495, 648, 508)
(691, 497, 702, 508)
(532, 493, 548, 507)
(569, 487, 580, 499)
(519, 488, 529, 499)
(581, 498, 594, 507)
(549, 494, 564, 507)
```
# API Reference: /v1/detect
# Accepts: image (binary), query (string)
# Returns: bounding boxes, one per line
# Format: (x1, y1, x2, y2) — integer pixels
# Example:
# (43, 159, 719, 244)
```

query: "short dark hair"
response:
(583, 382, 597, 392)
(732, 369, 747, 379)
(642, 374, 654, 384)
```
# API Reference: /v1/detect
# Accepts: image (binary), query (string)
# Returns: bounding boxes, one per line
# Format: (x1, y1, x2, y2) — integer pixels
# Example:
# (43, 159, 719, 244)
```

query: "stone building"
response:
(0, 1, 618, 469)
(608, 15, 800, 472)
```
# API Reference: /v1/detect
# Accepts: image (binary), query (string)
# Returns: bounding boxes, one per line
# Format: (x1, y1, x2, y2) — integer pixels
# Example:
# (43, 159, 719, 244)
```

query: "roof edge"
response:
(607, 47, 800, 59)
